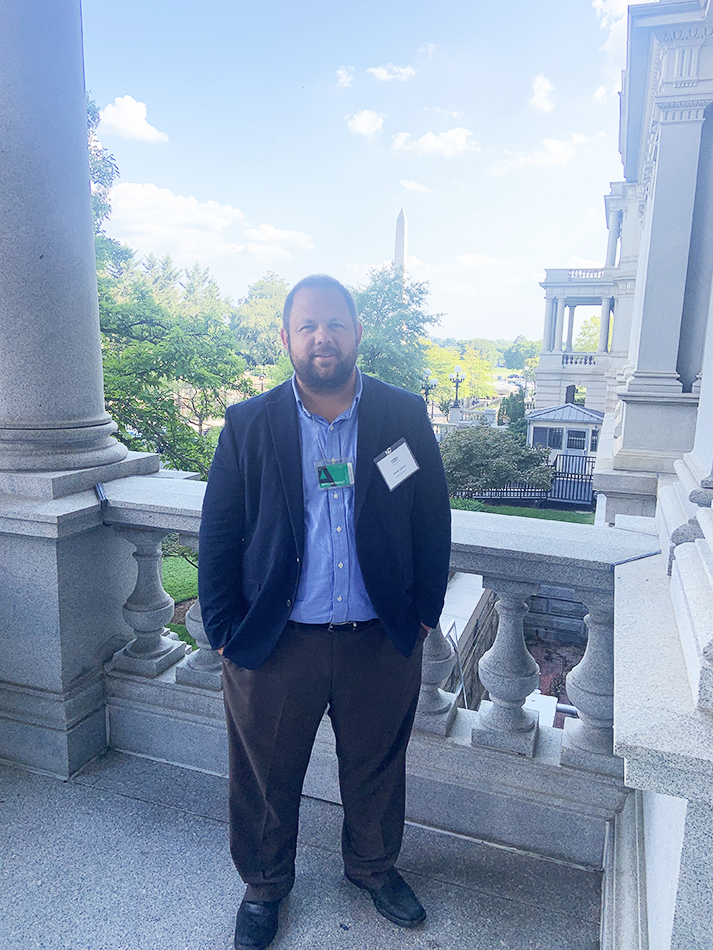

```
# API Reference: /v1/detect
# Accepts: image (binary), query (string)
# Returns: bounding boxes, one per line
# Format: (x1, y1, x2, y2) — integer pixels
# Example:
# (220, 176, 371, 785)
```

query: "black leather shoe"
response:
(234, 897, 280, 950)
(346, 868, 426, 928)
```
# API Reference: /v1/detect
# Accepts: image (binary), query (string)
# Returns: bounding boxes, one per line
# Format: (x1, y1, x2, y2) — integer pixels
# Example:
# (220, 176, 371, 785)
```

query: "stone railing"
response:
(568, 268, 604, 280)
(562, 353, 597, 366)
(100, 476, 660, 776)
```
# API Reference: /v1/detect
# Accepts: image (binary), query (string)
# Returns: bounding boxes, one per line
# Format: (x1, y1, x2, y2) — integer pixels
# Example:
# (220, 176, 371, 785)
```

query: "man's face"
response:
(281, 287, 363, 394)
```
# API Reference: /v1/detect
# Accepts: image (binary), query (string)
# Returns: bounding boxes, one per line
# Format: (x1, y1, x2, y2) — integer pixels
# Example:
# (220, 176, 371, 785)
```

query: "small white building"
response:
(527, 403, 604, 463)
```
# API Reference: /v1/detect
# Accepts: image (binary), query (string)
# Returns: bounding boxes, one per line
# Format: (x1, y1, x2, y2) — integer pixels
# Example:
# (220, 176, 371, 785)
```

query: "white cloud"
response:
(244, 224, 313, 249)
(107, 182, 313, 267)
(336, 66, 354, 88)
(441, 280, 478, 299)
(420, 43, 436, 59)
(593, 0, 650, 96)
(424, 106, 461, 118)
(98, 95, 169, 142)
(392, 127, 479, 158)
(455, 252, 512, 272)
(529, 73, 555, 113)
(593, 84, 608, 103)
(347, 110, 385, 140)
(401, 179, 431, 193)
(567, 256, 603, 268)
(367, 64, 416, 82)
(489, 133, 590, 174)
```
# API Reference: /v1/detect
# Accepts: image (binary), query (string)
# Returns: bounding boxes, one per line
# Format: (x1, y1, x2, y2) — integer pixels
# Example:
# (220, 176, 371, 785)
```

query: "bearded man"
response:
(198, 274, 451, 950)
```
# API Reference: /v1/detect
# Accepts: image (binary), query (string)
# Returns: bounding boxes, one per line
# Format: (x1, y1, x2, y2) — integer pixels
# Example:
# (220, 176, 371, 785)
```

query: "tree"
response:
(231, 272, 289, 367)
(353, 265, 439, 392)
(503, 335, 540, 370)
(497, 387, 528, 442)
(574, 314, 611, 352)
(86, 96, 119, 234)
(440, 426, 552, 495)
(98, 238, 254, 476)
(423, 340, 495, 411)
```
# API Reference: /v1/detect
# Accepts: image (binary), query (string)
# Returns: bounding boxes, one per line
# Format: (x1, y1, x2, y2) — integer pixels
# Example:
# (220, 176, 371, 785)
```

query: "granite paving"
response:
(2, 751, 602, 950)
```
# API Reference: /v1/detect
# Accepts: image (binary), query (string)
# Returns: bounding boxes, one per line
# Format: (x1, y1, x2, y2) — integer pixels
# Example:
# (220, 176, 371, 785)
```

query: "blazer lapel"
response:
(266, 381, 305, 555)
(355, 374, 386, 525)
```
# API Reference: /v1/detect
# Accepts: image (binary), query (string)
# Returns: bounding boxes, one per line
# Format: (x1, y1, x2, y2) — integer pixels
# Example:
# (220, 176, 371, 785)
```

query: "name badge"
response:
(315, 459, 355, 489)
(374, 439, 419, 492)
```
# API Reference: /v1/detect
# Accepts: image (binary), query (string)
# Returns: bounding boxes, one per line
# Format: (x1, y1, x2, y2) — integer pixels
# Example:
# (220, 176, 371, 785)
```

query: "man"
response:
(198, 274, 451, 950)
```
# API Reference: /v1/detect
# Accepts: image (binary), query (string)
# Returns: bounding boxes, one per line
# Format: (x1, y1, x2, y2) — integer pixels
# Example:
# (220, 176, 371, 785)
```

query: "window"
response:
(532, 427, 548, 447)
(567, 429, 587, 450)
(548, 428, 563, 450)
(590, 428, 599, 452)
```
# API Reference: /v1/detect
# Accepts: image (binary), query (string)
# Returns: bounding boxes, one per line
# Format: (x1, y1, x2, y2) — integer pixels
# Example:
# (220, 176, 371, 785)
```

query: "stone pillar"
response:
(598, 299, 612, 354)
(605, 209, 620, 267)
(472, 580, 540, 756)
(414, 624, 457, 735)
(0, 0, 126, 473)
(542, 297, 555, 352)
(174, 534, 223, 691)
(553, 297, 566, 352)
(565, 306, 576, 352)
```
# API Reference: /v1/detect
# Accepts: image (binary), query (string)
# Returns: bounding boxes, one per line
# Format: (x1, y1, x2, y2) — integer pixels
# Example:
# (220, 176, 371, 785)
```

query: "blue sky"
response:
(82, 0, 638, 341)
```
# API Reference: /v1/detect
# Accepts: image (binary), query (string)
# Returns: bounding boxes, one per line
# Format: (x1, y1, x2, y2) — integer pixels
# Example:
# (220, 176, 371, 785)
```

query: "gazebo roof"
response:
(526, 404, 605, 424)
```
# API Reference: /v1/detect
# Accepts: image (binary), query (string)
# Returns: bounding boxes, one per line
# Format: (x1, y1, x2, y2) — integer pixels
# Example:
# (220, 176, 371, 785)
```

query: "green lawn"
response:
(162, 555, 198, 603)
(450, 498, 595, 524)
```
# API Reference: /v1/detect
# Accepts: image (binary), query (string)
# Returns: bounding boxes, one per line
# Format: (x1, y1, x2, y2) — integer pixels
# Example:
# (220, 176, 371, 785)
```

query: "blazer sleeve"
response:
(198, 410, 248, 651)
(410, 398, 452, 629)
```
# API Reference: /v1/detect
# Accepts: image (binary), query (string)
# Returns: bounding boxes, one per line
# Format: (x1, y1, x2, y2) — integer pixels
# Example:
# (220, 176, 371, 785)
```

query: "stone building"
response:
(2, 2, 713, 949)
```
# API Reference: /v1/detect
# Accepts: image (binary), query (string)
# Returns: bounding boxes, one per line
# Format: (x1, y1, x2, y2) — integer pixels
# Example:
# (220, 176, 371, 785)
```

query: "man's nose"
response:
(313, 323, 335, 345)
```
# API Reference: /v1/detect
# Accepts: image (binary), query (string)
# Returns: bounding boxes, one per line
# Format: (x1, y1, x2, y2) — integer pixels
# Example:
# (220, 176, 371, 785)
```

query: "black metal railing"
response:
(452, 454, 596, 508)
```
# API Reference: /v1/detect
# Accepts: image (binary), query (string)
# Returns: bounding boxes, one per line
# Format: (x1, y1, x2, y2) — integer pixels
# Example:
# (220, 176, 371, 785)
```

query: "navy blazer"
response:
(198, 374, 452, 669)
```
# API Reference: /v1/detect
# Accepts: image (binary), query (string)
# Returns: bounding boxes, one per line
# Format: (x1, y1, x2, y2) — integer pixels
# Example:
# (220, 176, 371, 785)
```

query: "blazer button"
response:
(287, 599, 292, 607)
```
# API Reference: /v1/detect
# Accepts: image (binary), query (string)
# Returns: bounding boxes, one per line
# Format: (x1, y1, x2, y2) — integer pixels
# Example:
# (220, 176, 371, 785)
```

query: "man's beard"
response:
(288, 342, 358, 394)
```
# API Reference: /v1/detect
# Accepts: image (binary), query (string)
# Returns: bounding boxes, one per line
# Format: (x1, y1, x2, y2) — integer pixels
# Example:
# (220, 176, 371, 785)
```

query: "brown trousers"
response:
(222, 620, 423, 902)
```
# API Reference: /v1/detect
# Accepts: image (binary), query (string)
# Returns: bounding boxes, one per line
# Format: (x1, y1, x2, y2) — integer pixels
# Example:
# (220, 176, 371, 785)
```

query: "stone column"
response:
(565, 306, 576, 352)
(605, 209, 620, 267)
(553, 297, 566, 352)
(598, 299, 612, 354)
(542, 297, 555, 352)
(414, 624, 457, 735)
(472, 580, 540, 756)
(0, 0, 126, 472)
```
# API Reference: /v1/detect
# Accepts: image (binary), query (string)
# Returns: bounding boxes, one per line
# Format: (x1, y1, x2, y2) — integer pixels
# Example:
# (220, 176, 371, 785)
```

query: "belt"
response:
(289, 619, 378, 632)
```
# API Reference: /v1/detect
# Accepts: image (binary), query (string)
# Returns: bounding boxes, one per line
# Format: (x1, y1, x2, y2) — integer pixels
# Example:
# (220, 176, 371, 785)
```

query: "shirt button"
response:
(333, 493, 338, 499)
(329, 425, 334, 430)
(338, 562, 343, 569)
(336, 526, 342, 533)
(337, 596, 343, 602)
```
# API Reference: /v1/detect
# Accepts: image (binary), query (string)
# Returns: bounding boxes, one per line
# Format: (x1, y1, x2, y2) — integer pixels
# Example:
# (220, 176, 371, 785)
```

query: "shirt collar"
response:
(291, 367, 363, 423)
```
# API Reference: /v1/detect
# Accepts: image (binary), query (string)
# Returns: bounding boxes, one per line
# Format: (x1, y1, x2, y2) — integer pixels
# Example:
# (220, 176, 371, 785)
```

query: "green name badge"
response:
(315, 460, 355, 489)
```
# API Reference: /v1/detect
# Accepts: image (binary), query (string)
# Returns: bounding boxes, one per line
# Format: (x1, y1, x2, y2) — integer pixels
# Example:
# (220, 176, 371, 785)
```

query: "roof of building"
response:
(526, 404, 605, 424)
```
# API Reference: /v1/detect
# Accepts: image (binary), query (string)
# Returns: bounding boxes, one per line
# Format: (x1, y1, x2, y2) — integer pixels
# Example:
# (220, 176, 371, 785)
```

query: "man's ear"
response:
(356, 321, 363, 345)
(280, 327, 289, 351)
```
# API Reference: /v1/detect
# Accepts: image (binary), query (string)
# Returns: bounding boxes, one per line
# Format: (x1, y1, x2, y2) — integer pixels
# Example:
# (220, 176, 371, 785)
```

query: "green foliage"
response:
(98, 237, 254, 476)
(497, 387, 528, 441)
(423, 340, 495, 408)
(231, 272, 290, 367)
(86, 96, 119, 234)
(433, 337, 510, 366)
(503, 335, 540, 370)
(574, 314, 608, 352)
(440, 426, 552, 495)
(449, 498, 594, 523)
(162, 555, 199, 603)
(353, 265, 439, 392)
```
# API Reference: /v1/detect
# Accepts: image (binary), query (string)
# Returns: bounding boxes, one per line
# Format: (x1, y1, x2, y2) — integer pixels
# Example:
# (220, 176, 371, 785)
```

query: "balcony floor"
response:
(3, 751, 602, 950)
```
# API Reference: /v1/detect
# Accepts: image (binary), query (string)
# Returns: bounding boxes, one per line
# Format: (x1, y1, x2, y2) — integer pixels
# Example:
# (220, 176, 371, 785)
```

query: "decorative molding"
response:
(657, 99, 711, 123)
(660, 27, 713, 44)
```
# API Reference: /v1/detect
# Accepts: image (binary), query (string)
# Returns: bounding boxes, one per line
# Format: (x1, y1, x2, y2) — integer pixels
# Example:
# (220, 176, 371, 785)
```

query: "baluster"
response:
(111, 526, 187, 676)
(414, 623, 457, 735)
(561, 588, 621, 775)
(175, 534, 223, 690)
(472, 580, 540, 756)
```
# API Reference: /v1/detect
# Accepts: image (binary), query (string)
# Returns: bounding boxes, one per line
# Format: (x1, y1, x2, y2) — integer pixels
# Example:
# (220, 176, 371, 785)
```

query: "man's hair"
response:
(282, 274, 358, 333)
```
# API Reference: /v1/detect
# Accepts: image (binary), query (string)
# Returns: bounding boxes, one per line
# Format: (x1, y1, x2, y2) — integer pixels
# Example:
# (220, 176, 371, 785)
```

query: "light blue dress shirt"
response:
(290, 370, 378, 624)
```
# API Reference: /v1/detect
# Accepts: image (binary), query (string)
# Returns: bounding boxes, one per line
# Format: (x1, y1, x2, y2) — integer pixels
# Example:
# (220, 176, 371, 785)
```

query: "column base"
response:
(0, 418, 128, 474)
(0, 450, 160, 499)
(414, 688, 458, 735)
(471, 700, 538, 756)
(560, 717, 624, 778)
(110, 637, 187, 678)
(175, 651, 223, 691)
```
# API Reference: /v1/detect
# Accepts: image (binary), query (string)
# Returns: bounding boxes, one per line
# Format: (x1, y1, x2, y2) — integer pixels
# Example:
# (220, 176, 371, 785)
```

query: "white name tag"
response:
(374, 438, 420, 492)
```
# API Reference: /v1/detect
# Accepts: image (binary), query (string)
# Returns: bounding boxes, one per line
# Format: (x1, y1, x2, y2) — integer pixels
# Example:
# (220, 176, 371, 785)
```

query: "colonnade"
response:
(541, 296, 613, 355)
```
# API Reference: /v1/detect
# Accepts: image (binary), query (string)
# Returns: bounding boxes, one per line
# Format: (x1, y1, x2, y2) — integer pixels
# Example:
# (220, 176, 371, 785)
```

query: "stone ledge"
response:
(0, 450, 159, 499)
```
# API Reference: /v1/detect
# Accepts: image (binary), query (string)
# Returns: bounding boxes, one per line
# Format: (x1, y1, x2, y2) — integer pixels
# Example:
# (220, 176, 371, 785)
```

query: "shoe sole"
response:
(345, 875, 426, 928)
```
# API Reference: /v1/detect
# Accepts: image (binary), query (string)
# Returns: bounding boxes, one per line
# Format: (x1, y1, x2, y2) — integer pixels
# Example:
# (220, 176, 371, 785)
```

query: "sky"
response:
(81, 0, 643, 343)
